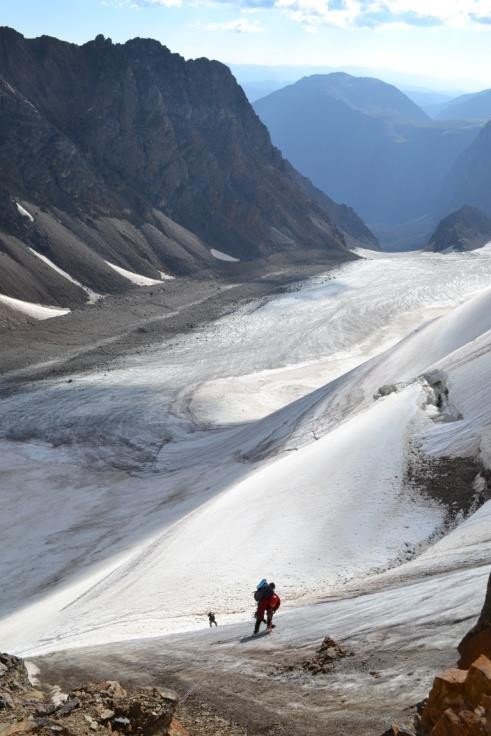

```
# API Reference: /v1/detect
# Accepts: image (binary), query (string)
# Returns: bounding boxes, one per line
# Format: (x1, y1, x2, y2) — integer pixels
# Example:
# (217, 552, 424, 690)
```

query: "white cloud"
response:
(268, 0, 491, 29)
(107, 0, 491, 28)
(200, 17, 264, 30)
(109, 0, 182, 8)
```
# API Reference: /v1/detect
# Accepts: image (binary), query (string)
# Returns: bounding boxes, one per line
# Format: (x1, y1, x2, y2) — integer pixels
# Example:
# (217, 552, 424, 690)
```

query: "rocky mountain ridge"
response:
(254, 73, 481, 231)
(427, 206, 491, 252)
(0, 28, 376, 312)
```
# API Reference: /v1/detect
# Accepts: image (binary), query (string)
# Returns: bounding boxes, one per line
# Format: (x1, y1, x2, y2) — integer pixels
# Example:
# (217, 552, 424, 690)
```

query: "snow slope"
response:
(16, 202, 34, 222)
(104, 260, 164, 286)
(0, 294, 71, 320)
(1, 248, 491, 656)
(210, 248, 240, 262)
(29, 249, 101, 303)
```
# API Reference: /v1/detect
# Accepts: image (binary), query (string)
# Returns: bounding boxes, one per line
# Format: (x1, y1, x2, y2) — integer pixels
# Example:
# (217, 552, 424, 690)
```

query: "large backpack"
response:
(254, 581, 272, 602)
(254, 578, 268, 601)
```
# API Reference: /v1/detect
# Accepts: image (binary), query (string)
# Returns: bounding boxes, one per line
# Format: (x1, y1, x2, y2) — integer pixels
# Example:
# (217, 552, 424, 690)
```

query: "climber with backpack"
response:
(253, 579, 281, 634)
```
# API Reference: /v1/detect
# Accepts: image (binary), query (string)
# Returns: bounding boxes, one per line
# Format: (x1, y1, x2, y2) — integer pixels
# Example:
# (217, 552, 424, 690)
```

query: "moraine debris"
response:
(0, 653, 178, 736)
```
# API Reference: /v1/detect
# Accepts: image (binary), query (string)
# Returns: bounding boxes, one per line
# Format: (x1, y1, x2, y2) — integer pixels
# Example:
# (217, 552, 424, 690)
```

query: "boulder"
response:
(458, 571, 491, 669)
(464, 656, 491, 708)
(420, 669, 468, 731)
(430, 707, 485, 736)
(300, 636, 352, 675)
(418, 656, 491, 735)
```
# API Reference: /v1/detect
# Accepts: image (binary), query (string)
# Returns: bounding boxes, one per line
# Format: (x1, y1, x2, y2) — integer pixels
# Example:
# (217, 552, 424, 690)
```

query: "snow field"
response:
(1, 247, 491, 655)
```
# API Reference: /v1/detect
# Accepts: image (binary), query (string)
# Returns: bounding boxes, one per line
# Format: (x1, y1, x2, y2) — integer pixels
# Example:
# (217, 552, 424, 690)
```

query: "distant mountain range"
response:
(0, 29, 378, 310)
(254, 73, 482, 234)
(436, 89, 491, 121)
(441, 121, 491, 216)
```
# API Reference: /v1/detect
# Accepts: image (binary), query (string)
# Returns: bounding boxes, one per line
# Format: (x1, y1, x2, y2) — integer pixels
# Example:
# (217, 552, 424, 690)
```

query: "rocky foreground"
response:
(0, 653, 179, 736)
(385, 572, 491, 736)
(3, 573, 490, 736)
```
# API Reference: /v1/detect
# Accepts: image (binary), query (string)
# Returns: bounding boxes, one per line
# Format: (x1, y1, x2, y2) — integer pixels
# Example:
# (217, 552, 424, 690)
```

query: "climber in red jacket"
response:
(254, 580, 281, 634)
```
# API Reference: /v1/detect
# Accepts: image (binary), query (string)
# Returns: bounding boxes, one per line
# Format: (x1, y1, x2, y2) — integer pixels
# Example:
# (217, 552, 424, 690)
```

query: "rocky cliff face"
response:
(0, 28, 373, 309)
(427, 206, 491, 252)
(417, 655, 491, 735)
(459, 572, 491, 670)
(381, 572, 491, 736)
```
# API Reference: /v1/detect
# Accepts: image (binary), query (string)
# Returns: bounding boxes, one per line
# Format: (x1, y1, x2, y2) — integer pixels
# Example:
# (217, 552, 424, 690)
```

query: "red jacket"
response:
(257, 592, 281, 619)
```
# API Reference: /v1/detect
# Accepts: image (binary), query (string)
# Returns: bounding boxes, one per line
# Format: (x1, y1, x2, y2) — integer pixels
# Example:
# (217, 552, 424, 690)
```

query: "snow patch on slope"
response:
(104, 261, 164, 286)
(0, 294, 70, 320)
(16, 202, 34, 222)
(29, 249, 101, 304)
(210, 248, 240, 262)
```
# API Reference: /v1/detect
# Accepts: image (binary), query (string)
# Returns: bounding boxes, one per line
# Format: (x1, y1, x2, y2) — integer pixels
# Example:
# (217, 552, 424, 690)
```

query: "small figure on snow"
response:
(208, 611, 217, 627)
(253, 579, 281, 634)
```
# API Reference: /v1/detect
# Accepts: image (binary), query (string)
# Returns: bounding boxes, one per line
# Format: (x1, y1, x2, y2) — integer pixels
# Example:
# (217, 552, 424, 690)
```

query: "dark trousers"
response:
(254, 608, 273, 634)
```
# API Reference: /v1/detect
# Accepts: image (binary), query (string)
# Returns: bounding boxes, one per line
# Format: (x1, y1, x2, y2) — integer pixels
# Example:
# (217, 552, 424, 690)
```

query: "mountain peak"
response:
(0, 29, 378, 308)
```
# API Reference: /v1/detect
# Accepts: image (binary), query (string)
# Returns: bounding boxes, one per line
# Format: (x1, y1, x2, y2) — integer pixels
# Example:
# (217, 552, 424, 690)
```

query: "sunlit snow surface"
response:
(104, 260, 164, 286)
(210, 248, 240, 262)
(16, 202, 34, 222)
(29, 249, 101, 304)
(0, 294, 71, 320)
(1, 247, 491, 655)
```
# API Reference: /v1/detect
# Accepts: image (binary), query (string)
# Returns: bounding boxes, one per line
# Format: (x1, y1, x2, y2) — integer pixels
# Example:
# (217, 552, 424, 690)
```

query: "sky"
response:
(2, 0, 491, 91)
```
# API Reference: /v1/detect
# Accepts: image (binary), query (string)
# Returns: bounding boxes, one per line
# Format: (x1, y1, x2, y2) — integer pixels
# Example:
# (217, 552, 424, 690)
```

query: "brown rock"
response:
(460, 631, 491, 673)
(299, 635, 352, 675)
(103, 683, 126, 700)
(169, 719, 191, 736)
(23, 691, 46, 703)
(459, 572, 491, 669)
(0, 721, 36, 736)
(431, 708, 470, 736)
(464, 657, 491, 708)
(420, 669, 468, 731)
(435, 707, 487, 736)
(96, 709, 114, 722)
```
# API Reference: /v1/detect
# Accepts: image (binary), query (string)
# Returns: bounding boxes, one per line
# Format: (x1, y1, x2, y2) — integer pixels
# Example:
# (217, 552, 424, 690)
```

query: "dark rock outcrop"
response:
(0, 27, 374, 312)
(458, 572, 491, 670)
(427, 206, 491, 252)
